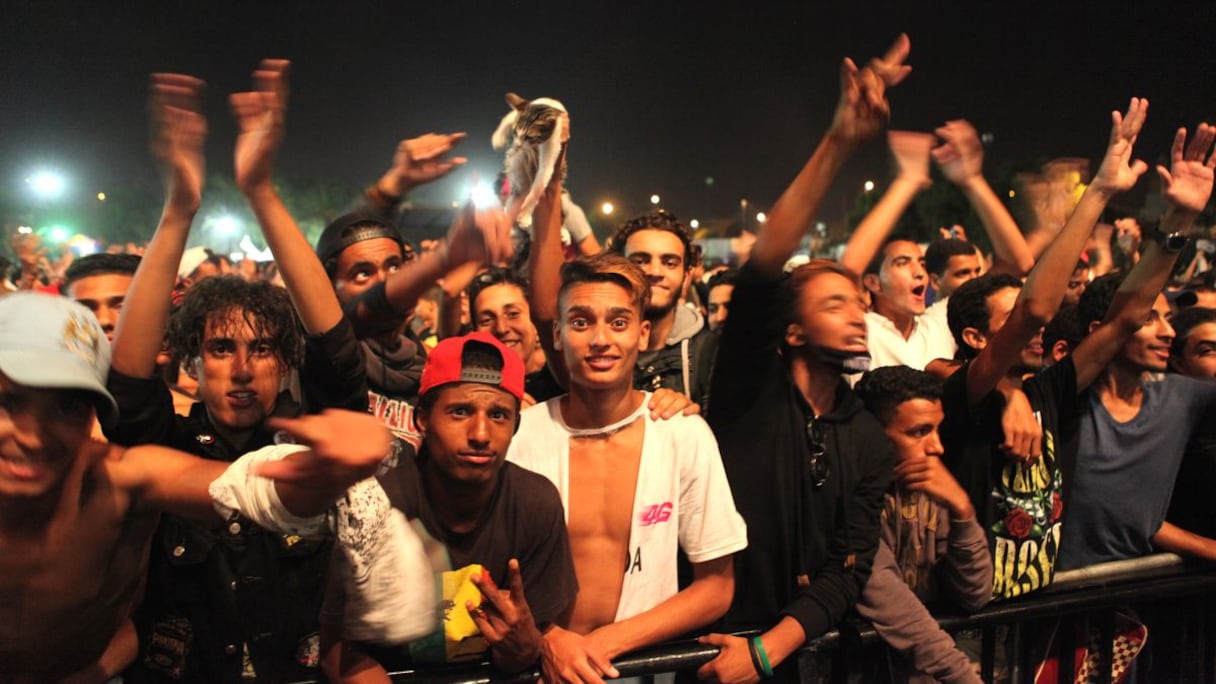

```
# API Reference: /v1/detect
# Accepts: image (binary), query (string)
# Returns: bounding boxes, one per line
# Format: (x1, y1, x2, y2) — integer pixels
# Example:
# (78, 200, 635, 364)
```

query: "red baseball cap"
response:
(419, 332, 526, 401)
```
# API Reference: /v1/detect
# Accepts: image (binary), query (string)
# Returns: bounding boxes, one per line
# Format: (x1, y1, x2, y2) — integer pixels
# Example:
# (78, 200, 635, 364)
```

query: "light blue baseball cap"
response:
(0, 292, 119, 428)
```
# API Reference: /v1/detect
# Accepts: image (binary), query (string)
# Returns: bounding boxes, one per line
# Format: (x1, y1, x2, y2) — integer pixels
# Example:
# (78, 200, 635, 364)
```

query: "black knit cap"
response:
(315, 212, 404, 264)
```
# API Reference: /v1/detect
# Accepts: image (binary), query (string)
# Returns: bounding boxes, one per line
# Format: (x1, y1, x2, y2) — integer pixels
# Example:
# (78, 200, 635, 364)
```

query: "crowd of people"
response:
(4, 34, 1216, 684)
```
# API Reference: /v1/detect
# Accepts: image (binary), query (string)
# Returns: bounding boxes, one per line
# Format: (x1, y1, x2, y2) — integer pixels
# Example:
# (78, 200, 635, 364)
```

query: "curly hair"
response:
(167, 275, 304, 369)
(947, 273, 1024, 359)
(558, 253, 651, 315)
(606, 210, 695, 269)
(855, 365, 943, 426)
(62, 253, 141, 291)
(1076, 272, 1126, 333)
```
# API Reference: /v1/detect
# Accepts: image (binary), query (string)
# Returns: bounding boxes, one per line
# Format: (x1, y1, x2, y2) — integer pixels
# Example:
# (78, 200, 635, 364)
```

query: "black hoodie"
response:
(708, 263, 893, 648)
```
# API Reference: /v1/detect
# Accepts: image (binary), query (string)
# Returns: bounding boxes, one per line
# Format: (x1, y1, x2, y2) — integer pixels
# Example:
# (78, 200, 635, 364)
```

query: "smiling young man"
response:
(467, 267, 566, 406)
(0, 291, 396, 684)
(608, 211, 718, 407)
(507, 253, 747, 684)
(321, 332, 577, 680)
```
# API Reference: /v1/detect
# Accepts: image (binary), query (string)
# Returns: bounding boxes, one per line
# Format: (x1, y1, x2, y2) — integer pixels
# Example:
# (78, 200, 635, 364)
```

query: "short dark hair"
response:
(707, 268, 738, 291)
(468, 267, 531, 311)
(1170, 306, 1216, 360)
(607, 210, 694, 270)
(855, 365, 943, 425)
(1077, 272, 1126, 333)
(948, 273, 1024, 359)
(167, 275, 304, 369)
(865, 235, 919, 276)
(1042, 304, 1084, 359)
(924, 238, 976, 277)
(62, 253, 141, 291)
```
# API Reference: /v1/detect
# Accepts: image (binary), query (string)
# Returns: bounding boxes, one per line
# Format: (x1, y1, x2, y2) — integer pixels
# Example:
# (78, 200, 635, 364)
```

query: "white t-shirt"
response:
(506, 393, 748, 622)
(864, 309, 956, 372)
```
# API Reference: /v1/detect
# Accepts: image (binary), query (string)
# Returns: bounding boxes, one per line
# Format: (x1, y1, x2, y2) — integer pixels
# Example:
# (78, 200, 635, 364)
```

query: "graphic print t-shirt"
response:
(939, 358, 1079, 600)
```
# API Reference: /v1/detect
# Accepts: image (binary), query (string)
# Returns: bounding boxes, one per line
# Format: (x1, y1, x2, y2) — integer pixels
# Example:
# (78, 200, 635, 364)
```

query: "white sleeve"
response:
(676, 416, 749, 563)
(208, 444, 329, 538)
(333, 477, 437, 644)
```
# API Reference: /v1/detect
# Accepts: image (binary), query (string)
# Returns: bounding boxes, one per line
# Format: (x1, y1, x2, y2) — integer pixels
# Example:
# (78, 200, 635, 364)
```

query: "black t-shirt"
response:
(938, 357, 1079, 600)
(369, 454, 578, 666)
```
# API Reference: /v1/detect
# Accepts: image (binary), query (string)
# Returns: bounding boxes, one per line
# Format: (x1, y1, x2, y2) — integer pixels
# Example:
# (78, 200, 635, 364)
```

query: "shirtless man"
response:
(0, 292, 393, 683)
(508, 253, 747, 684)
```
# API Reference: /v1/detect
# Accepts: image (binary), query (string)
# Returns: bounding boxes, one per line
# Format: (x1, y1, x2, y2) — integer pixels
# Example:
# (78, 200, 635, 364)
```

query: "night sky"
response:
(2, 1, 1214, 244)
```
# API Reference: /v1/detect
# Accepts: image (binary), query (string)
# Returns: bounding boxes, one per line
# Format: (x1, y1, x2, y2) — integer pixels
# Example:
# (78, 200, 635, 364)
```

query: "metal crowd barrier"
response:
(296, 554, 1216, 683)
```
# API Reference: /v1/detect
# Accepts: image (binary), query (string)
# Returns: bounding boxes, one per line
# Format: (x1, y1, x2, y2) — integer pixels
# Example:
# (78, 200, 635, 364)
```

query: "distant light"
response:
(650, 194, 661, 205)
(27, 170, 66, 199)
(1008, 190, 1016, 198)
(470, 180, 500, 210)
(601, 202, 614, 216)
(96, 192, 106, 201)
(48, 226, 71, 243)
(451, 200, 460, 208)
(212, 215, 241, 236)
(705, 177, 715, 186)
(981, 132, 995, 145)
(68, 234, 99, 256)
(690, 219, 700, 229)
(740, 198, 748, 208)
(815, 221, 827, 235)
(16, 226, 33, 235)
(863, 180, 875, 192)
(756, 212, 767, 224)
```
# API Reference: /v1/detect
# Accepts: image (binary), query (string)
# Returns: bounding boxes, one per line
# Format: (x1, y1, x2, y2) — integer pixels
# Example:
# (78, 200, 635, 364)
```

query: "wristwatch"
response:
(1146, 227, 1189, 254)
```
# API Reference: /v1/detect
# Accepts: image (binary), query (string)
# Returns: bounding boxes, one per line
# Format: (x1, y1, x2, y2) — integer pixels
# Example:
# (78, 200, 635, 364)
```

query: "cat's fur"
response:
(491, 92, 567, 229)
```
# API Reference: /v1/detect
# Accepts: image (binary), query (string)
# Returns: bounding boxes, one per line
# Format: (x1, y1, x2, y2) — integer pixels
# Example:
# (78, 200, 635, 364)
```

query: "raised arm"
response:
(231, 59, 343, 335)
(357, 133, 469, 218)
(933, 119, 1035, 276)
(1071, 123, 1216, 391)
(839, 130, 933, 275)
(111, 73, 206, 378)
(529, 144, 570, 383)
(126, 408, 392, 521)
(965, 98, 1149, 405)
(753, 34, 911, 277)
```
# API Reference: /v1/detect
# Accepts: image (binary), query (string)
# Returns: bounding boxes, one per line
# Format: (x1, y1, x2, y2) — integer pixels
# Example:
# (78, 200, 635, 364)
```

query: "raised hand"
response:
(230, 59, 290, 194)
(469, 559, 543, 671)
(888, 131, 934, 189)
(828, 34, 911, 148)
(378, 133, 469, 198)
(1157, 122, 1216, 216)
(11, 232, 45, 269)
(932, 119, 984, 187)
(149, 72, 207, 213)
(1090, 97, 1149, 196)
(445, 201, 514, 270)
(255, 409, 392, 490)
(894, 455, 975, 520)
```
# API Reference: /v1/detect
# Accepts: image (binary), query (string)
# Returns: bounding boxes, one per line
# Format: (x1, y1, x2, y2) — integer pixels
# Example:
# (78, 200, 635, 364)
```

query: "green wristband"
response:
(752, 636, 774, 677)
